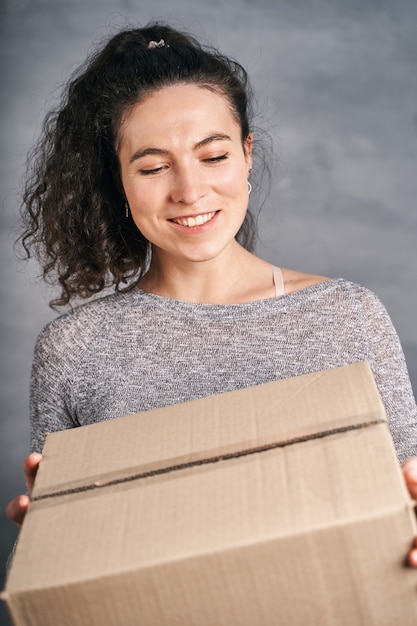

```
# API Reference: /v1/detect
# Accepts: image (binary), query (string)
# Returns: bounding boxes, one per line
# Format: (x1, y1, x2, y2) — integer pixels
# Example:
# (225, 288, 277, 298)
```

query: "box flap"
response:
(33, 362, 386, 499)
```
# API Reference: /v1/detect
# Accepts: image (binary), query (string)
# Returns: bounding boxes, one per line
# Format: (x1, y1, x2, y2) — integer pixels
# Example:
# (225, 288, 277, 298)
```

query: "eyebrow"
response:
(129, 133, 232, 164)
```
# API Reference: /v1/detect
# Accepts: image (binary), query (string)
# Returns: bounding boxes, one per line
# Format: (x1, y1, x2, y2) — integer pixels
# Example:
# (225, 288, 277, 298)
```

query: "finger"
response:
(408, 538, 417, 568)
(5, 495, 31, 528)
(402, 457, 417, 500)
(22, 453, 43, 493)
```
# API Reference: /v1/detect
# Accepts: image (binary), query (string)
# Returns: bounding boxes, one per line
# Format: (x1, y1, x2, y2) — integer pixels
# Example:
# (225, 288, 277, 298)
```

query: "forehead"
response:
(118, 84, 241, 149)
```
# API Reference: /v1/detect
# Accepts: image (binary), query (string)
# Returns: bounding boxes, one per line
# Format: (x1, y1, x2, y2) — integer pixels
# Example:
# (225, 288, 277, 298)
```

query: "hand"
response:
(402, 456, 417, 567)
(5, 452, 43, 528)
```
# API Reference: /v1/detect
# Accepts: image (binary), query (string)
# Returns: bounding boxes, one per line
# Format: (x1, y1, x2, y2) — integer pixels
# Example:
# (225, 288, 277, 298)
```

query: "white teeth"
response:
(173, 212, 216, 227)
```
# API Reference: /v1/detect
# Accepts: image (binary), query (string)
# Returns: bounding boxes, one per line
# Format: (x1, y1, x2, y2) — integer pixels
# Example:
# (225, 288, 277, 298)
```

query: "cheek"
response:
(126, 182, 160, 216)
(217, 167, 248, 197)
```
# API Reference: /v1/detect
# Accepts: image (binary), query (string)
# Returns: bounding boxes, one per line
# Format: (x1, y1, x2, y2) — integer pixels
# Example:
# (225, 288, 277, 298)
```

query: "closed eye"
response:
(204, 154, 228, 163)
(139, 166, 165, 176)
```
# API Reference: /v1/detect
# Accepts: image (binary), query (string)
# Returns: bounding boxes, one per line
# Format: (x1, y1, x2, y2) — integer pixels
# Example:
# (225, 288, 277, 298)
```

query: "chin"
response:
(180, 241, 235, 264)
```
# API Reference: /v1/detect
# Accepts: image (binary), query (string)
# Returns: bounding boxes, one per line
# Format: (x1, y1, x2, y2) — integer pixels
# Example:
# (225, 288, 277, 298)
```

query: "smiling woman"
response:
(118, 84, 253, 294)
(7, 21, 417, 575)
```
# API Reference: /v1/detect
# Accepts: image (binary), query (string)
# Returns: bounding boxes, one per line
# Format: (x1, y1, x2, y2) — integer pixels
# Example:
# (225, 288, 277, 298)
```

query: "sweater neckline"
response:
(131, 277, 343, 310)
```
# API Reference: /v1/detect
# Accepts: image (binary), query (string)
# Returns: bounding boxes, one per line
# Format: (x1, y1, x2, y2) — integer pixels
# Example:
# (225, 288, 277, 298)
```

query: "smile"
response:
(171, 211, 217, 227)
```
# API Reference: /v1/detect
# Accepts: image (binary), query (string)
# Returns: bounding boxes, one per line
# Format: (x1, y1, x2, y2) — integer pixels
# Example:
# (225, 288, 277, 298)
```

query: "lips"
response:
(171, 211, 217, 227)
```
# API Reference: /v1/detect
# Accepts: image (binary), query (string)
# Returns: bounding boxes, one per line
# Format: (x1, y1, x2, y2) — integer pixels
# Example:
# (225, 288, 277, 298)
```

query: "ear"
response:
(244, 133, 253, 170)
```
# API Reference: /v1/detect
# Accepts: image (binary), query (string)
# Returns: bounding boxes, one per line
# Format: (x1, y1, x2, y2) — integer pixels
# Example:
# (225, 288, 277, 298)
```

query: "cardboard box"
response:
(3, 361, 417, 625)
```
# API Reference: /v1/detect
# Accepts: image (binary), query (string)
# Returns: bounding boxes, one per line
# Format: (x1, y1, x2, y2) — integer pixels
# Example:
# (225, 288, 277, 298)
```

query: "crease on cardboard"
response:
(32, 419, 385, 504)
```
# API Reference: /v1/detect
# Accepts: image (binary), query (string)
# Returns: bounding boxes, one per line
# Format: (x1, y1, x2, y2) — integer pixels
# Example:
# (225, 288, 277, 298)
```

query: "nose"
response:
(170, 165, 206, 205)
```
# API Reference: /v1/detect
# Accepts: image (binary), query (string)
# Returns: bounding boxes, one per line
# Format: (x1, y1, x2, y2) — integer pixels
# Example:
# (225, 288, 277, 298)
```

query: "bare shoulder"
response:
(281, 268, 331, 295)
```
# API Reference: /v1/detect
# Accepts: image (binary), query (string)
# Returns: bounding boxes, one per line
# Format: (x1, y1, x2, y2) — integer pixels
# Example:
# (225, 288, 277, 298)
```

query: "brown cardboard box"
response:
(3, 361, 417, 625)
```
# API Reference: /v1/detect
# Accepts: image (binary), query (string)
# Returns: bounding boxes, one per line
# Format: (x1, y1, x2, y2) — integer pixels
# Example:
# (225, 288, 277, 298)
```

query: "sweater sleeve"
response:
(30, 323, 79, 453)
(358, 287, 417, 463)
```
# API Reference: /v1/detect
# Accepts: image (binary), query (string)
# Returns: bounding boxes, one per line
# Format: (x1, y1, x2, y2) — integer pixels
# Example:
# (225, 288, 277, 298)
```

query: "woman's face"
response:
(117, 84, 252, 268)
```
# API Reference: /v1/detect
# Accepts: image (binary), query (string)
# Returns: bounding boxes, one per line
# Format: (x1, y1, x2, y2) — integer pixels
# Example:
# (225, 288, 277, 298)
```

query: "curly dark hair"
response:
(20, 22, 261, 308)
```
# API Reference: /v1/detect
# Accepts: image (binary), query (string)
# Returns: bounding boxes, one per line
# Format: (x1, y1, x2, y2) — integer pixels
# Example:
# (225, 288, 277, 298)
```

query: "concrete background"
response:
(1, 0, 416, 623)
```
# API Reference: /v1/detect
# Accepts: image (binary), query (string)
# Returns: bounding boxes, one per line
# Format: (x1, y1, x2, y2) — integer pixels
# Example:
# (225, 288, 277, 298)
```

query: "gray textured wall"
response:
(1, 1, 416, 623)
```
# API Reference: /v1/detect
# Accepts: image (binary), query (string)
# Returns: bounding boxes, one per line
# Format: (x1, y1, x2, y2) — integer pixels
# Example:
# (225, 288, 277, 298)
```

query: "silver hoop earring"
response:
(125, 201, 129, 218)
(248, 181, 252, 195)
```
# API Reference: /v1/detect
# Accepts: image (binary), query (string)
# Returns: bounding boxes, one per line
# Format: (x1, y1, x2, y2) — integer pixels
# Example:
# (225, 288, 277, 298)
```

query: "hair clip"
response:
(147, 39, 167, 49)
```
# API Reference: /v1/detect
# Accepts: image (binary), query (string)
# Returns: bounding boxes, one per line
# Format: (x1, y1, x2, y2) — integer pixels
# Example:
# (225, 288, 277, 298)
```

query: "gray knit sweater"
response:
(30, 278, 417, 463)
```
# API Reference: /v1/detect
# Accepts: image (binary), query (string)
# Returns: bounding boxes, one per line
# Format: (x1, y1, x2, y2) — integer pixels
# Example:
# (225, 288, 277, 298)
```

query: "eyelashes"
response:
(139, 153, 229, 176)
(140, 166, 165, 176)
(204, 154, 228, 163)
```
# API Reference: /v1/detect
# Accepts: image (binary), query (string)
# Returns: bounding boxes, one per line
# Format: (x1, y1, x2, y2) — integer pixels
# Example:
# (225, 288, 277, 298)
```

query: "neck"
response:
(138, 243, 272, 304)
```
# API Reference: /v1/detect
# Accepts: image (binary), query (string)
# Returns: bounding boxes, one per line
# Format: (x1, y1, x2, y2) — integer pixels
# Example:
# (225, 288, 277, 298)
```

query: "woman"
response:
(6, 22, 417, 565)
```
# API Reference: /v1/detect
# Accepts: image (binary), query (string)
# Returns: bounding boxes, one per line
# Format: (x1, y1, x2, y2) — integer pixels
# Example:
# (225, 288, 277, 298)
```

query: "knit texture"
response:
(30, 278, 417, 463)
